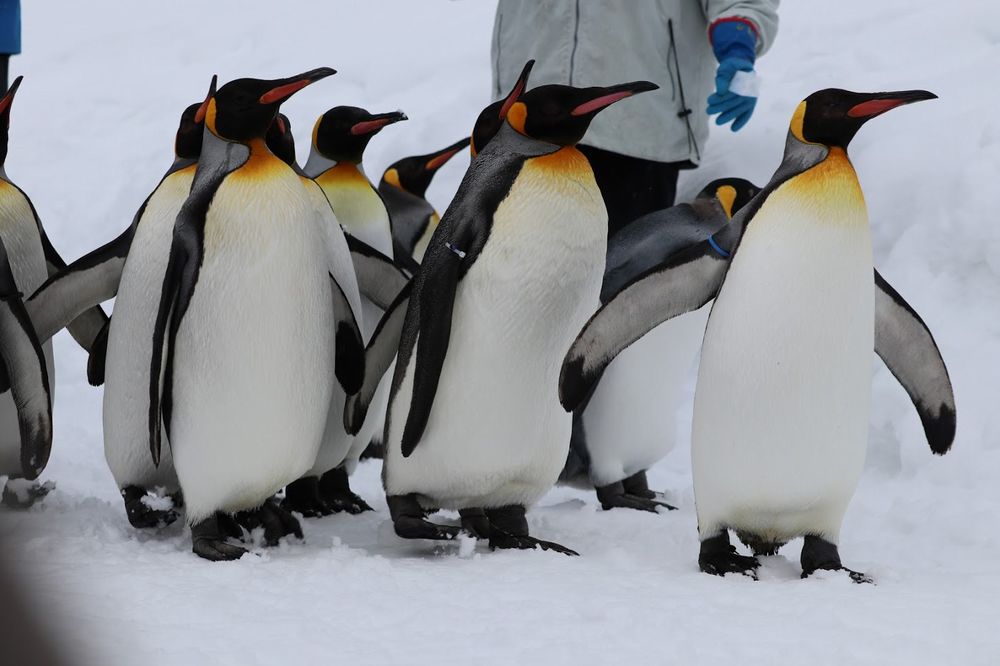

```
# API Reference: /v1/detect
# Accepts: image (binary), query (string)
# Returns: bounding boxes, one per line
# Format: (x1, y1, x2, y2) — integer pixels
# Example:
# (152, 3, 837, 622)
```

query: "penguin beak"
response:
(259, 67, 337, 106)
(425, 137, 471, 171)
(570, 81, 659, 117)
(499, 59, 535, 120)
(350, 111, 408, 136)
(0, 76, 22, 117)
(846, 90, 937, 119)
(194, 75, 217, 124)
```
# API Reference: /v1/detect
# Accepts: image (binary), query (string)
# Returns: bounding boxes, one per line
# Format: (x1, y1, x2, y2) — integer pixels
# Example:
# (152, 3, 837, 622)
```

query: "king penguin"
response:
(0, 77, 108, 507)
(147, 70, 365, 561)
(563, 178, 759, 512)
(351, 74, 658, 554)
(283, 105, 407, 518)
(378, 136, 470, 266)
(559, 88, 955, 580)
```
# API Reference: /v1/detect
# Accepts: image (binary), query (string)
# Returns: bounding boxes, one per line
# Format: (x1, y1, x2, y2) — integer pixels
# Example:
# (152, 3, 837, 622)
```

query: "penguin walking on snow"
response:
(350, 73, 658, 554)
(378, 136, 470, 266)
(562, 178, 759, 511)
(146, 70, 365, 561)
(560, 88, 955, 580)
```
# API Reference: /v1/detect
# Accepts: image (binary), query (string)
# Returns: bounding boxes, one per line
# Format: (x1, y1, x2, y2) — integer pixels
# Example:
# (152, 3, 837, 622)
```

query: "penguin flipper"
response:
(344, 234, 411, 309)
(874, 270, 956, 454)
(86, 317, 111, 387)
(329, 272, 365, 395)
(0, 240, 52, 480)
(344, 282, 411, 435)
(559, 238, 734, 412)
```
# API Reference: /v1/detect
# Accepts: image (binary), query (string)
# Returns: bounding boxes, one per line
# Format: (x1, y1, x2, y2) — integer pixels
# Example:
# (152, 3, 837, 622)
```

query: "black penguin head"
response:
(174, 103, 204, 160)
(199, 68, 336, 143)
(470, 60, 534, 157)
(266, 113, 297, 167)
(382, 136, 470, 197)
(506, 80, 659, 147)
(791, 88, 937, 148)
(312, 106, 407, 164)
(0, 76, 23, 167)
(695, 177, 760, 220)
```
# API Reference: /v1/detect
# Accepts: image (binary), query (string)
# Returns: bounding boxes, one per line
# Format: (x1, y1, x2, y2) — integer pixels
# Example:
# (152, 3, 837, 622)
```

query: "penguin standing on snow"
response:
(562, 178, 759, 511)
(378, 136, 470, 265)
(146, 70, 365, 560)
(0, 77, 108, 507)
(352, 75, 658, 554)
(560, 88, 955, 580)
(283, 105, 407, 518)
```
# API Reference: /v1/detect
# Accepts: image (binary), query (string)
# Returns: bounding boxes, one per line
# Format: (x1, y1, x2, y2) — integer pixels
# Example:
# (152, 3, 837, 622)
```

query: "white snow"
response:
(0, 0, 998, 664)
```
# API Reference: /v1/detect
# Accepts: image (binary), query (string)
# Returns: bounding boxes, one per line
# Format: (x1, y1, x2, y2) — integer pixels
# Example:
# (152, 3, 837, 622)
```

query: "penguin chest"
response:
(170, 170, 335, 519)
(692, 153, 874, 539)
(317, 166, 393, 257)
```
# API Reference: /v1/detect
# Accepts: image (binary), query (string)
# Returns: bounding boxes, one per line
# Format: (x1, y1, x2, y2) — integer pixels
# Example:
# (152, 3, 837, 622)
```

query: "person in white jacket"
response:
(491, 0, 779, 234)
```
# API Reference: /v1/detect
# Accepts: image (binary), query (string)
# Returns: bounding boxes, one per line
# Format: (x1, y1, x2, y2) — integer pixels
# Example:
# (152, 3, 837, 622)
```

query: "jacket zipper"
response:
(668, 18, 701, 162)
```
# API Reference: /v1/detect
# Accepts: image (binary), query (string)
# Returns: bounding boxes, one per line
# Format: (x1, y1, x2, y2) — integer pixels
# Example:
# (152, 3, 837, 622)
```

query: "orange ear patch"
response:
(506, 102, 527, 135)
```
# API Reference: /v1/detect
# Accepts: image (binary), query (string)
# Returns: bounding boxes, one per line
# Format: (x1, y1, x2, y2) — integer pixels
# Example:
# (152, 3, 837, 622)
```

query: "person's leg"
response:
(0, 55, 9, 93)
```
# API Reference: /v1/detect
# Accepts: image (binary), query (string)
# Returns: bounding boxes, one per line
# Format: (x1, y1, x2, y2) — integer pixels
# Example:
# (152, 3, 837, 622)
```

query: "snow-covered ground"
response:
(1, 1, 998, 664)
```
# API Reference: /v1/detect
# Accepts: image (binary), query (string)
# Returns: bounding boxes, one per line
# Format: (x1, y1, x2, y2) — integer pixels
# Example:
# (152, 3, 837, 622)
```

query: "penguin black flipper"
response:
(873, 269, 956, 454)
(86, 318, 111, 386)
(344, 282, 411, 434)
(0, 239, 52, 480)
(559, 219, 743, 412)
(344, 233, 410, 309)
(329, 272, 365, 395)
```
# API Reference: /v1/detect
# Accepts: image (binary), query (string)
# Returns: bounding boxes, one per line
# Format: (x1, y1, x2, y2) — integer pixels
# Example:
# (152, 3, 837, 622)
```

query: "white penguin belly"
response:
(582, 305, 709, 486)
(169, 171, 335, 523)
(103, 170, 192, 491)
(385, 151, 607, 509)
(0, 182, 52, 476)
(692, 169, 873, 544)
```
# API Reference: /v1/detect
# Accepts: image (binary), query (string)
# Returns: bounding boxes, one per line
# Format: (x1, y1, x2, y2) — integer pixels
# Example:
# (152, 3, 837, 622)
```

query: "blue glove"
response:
(707, 20, 758, 132)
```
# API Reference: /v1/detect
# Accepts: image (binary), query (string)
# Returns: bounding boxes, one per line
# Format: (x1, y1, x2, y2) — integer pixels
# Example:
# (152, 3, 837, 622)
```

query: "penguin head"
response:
(312, 106, 407, 164)
(471, 60, 534, 157)
(791, 88, 937, 148)
(198, 68, 336, 143)
(266, 113, 297, 167)
(174, 103, 204, 160)
(382, 136, 470, 197)
(695, 177, 760, 220)
(506, 80, 659, 147)
(0, 76, 23, 166)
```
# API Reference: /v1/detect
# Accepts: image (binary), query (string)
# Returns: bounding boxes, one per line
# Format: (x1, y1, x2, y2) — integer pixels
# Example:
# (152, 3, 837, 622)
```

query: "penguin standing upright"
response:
(378, 137, 470, 265)
(0, 77, 108, 507)
(352, 76, 658, 554)
(560, 88, 955, 580)
(146, 70, 365, 560)
(284, 105, 407, 517)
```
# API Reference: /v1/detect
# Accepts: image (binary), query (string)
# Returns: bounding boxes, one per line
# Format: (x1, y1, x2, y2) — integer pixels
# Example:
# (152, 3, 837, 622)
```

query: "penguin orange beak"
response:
(846, 90, 937, 119)
(571, 81, 659, 117)
(499, 60, 535, 120)
(0, 76, 22, 116)
(350, 111, 408, 136)
(259, 67, 337, 105)
(194, 75, 218, 124)
(425, 137, 471, 171)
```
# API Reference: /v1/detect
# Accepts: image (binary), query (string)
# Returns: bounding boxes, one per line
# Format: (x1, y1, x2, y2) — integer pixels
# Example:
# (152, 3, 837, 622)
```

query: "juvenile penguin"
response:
(379, 137, 470, 265)
(148, 70, 365, 560)
(564, 178, 759, 512)
(285, 105, 407, 518)
(560, 88, 955, 580)
(0, 77, 108, 507)
(354, 77, 658, 554)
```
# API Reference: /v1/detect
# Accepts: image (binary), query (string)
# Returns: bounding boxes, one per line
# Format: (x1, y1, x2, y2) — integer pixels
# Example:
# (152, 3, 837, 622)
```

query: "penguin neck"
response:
(191, 129, 251, 191)
(304, 149, 365, 180)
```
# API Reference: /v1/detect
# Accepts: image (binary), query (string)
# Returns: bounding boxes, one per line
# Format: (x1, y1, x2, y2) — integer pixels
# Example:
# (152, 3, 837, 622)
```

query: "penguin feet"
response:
(387, 494, 460, 541)
(121, 485, 179, 529)
(458, 508, 491, 539)
(596, 481, 677, 513)
(282, 476, 334, 518)
(2, 478, 54, 509)
(800, 535, 873, 584)
(237, 499, 303, 547)
(191, 514, 247, 562)
(699, 531, 760, 578)
(318, 467, 373, 514)
(621, 470, 659, 500)
(485, 505, 579, 557)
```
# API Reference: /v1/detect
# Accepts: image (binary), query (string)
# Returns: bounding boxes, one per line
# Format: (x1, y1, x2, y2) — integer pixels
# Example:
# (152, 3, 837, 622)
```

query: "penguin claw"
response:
(282, 477, 335, 518)
(325, 494, 373, 515)
(801, 567, 874, 585)
(392, 516, 461, 541)
(699, 546, 760, 579)
(192, 537, 247, 562)
(600, 493, 677, 513)
(318, 467, 373, 515)
(489, 531, 580, 557)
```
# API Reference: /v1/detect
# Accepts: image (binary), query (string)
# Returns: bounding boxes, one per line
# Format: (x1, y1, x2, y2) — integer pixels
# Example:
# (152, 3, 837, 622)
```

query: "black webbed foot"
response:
(2, 478, 53, 509)
(699, 530, 760, 578)
(237, 499, 303, 546)
(596, 481, 677, 512)
(282, 476, 333, 518)
(388, 494, 460, 540)
(485, 505, 579, 556)
(621, 470, 657, 500)
(121, 485, 179, 528)
(800, 535, 872, 584)
(318, 467, 373, 514)
(458, 508, 491, 539)
(191, 514, 247, 562)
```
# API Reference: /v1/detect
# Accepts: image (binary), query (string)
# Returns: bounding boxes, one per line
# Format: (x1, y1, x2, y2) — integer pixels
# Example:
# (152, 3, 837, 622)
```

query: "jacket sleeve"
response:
(702, 0, 780, 56)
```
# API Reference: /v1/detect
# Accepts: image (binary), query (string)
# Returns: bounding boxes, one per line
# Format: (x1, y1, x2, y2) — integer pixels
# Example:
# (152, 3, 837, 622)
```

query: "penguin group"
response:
(1, 61, 956, 581)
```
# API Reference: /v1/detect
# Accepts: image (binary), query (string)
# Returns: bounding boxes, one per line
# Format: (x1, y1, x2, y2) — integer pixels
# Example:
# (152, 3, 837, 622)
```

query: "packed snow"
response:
(1, 1, 998, 664)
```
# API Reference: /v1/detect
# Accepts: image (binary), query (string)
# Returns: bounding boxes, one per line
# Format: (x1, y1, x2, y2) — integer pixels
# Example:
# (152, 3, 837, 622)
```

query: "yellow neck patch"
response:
(784, 146, 867, 222)
(715, 185, 737, 219)
(312, 116, 322, 150)
(382, 167, 402, 190)
(789, 101, 809, 143)
(205, 98, 218, 136)
(507, 101, 527, 135)
(231, 138, 285, 181)
(316, 162, 370, 190)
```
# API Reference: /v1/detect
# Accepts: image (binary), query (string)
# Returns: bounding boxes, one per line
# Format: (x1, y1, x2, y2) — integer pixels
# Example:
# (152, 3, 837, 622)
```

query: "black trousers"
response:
(578, 144, 681, 239)
(0, 55, 8, 93)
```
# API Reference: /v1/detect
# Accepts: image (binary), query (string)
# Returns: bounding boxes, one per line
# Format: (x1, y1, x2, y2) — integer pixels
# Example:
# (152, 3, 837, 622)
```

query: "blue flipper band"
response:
(708, 235, 730, 258)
